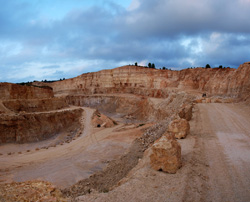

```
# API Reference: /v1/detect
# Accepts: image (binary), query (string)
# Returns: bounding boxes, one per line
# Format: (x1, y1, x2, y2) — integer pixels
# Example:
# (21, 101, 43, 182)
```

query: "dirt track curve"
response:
(0, 107, 144, 188)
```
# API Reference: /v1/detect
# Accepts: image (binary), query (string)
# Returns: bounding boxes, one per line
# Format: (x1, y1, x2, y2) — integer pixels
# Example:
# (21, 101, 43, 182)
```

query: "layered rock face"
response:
(48, 62, 250, 100)
(0, 108, 83, 144)
(2, 98, 68, 113)
(66, 93, 194, 122)
(0, 83, 82, 144)
(0, 83, 53, 100)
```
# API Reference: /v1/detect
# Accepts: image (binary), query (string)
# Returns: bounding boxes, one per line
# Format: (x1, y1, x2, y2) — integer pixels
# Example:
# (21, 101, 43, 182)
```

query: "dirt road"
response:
(0, 107, 145, 188)
(190, 103, 250, 202)
(76, 103, 250, 202)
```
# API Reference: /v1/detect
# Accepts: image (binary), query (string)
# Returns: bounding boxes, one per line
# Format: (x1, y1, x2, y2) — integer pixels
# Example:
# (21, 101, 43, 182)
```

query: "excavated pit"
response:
(1, 63, 250, 201)
(65, 92, 194, 123)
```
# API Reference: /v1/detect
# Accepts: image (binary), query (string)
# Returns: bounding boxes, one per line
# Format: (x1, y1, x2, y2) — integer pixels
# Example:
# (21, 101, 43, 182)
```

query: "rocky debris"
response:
(168, 119, 190, 139)
(150, 133, 182, 173)
(0, 180, 68, 202)
(91, 110, 117, 128)
(63, 116, 173, 199)
(178, 104, 193, 121)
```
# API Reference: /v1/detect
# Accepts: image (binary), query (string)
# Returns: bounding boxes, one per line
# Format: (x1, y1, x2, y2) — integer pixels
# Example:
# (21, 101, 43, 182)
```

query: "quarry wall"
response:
(48, 62, 250, 101)
(0, 83, 54, 100)
(0, 108, 83, 144)
(2, 98, 68, 113)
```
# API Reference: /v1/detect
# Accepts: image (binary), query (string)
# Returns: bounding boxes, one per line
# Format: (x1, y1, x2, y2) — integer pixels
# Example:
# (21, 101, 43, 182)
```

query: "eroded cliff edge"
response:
(46, 62, 250, 102)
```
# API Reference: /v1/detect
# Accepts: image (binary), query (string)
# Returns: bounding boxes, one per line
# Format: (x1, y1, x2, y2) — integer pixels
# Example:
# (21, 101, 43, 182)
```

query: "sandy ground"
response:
(76, 103, 250, 202)
(0, 107, 148, 188)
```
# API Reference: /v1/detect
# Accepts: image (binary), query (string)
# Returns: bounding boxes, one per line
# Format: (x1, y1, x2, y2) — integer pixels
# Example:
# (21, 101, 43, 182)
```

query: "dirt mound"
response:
(91, 110, 117, 128)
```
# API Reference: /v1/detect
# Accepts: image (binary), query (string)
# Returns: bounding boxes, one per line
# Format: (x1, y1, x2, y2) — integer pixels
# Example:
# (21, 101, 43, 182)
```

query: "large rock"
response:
(91, 110, 117, 128)
(168, 119, 190, 139)
(178, 104, 193, 121)
(150, 134, 182, 174)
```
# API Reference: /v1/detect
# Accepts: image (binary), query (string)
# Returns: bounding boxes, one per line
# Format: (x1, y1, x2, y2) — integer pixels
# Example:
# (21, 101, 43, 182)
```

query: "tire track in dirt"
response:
(184, 103, 250, 202)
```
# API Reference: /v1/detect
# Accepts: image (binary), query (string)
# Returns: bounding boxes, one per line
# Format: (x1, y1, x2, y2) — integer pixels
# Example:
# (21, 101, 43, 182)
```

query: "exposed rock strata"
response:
(150, 133, 182, 173)
(46, 62, 250, 101)
(0, 108, 83, 144)
(2, 97, 68, 113)
(0, 83, 53, 100)
(66, 93, 194, 122)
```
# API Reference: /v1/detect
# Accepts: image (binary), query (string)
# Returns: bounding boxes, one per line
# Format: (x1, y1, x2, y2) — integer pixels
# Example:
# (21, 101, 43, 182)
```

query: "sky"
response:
(0, 0, 250, 83)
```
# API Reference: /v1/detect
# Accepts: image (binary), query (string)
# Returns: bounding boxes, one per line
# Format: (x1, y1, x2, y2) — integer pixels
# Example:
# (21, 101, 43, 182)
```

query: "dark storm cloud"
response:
(0, 0, 250, 82)
(122, 0, 250, 38)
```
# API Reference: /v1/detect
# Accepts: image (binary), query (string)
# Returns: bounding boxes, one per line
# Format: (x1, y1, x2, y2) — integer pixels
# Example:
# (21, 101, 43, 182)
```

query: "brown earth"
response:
(42, 62, 250, 102)
(74, 103, 250, 202)
(0, 107, 83, 144)
(0, 62, 250, 201)
(0, 83, 53, 100)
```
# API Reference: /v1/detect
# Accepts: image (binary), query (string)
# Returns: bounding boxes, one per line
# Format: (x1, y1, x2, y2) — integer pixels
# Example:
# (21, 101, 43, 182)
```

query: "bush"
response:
(205, 64, 211, 68)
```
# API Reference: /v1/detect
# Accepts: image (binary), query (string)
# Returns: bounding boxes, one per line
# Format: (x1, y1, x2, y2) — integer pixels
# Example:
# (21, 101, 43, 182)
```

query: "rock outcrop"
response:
(0, 108, 83, 144)
(65, 93, 194, 122)
(2, 97, 68, 113)
(150, 133, 182, 173)
(44, 62, 250, 101)
(168, 119, 190, 139)
(0, 83, 53, 100)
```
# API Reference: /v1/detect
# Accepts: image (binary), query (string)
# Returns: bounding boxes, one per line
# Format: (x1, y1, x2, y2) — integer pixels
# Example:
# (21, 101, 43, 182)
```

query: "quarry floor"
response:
(76, 103, 250, 202)
(0, 103, 250, 202)
(0, 107, 150, 188)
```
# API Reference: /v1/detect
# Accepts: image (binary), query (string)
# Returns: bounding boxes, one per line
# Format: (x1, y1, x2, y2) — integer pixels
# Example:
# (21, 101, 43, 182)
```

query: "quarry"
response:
(0, 62, 250, 202)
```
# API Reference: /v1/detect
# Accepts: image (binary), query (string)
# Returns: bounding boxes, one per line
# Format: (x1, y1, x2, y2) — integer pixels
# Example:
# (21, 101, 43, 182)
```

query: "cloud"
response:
(0, 0, 250, 82)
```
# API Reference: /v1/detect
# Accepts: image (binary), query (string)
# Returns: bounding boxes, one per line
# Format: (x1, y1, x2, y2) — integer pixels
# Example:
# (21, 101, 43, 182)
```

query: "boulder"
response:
(168, 119, 190, 139)
(178, 104, 193, 121)
(91, 110, 117, 128)
(150, 134, 182, 174)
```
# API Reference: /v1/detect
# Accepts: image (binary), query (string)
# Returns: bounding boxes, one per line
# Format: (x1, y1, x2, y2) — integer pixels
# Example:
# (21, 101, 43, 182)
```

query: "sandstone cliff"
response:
(47, 62, 250, 100)
(0, 83, 53, 100)
(0, 108, 83, 144)
(2, 97, 68, 113)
